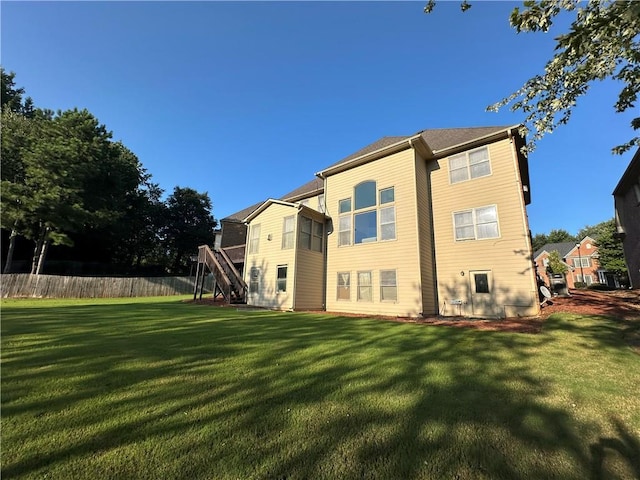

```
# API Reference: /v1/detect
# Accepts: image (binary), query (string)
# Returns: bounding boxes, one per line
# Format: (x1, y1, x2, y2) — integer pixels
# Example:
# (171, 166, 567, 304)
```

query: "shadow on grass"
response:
(1, 300, 639, 479)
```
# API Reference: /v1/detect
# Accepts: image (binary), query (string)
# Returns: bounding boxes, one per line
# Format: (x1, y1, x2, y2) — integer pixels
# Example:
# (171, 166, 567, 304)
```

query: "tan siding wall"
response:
(429, 139, 538, 318)
(294, 248, 325, 310)
(414, 155, 437, 313)
(324, 149, 424, 317)
(243, 203, 298, 310)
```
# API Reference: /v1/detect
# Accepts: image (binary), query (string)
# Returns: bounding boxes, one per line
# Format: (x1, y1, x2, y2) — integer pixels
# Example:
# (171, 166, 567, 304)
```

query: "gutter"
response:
(430, 125, 521, 159)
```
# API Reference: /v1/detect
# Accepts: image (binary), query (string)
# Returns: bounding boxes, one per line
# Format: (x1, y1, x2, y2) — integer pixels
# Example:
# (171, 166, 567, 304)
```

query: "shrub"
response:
(587, 283, 616, 291)
(574, 282, 587, 289)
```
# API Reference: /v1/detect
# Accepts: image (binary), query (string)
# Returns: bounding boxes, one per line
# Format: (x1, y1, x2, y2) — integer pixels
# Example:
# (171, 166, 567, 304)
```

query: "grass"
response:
(2, 296, 639, 480)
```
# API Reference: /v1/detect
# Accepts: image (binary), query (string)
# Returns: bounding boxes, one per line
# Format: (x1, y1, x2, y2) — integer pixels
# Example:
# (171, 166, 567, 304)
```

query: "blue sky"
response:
(2, 1, 635, 236)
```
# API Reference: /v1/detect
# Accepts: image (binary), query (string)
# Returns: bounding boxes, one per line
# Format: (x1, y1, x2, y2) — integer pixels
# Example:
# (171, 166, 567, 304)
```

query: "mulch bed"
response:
(188, 289, 639, 334)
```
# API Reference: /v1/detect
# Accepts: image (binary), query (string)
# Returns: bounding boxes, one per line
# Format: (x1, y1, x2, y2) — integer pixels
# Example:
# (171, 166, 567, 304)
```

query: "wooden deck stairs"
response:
(194, 244, 247, 304)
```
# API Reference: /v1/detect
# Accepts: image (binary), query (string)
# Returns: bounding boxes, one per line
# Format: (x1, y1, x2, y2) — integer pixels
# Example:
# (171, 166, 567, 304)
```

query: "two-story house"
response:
(204, 125, 540, 318)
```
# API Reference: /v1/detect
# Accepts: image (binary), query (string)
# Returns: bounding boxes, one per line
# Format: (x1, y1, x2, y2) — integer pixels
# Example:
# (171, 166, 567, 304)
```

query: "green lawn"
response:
(2, 297, 639, 480)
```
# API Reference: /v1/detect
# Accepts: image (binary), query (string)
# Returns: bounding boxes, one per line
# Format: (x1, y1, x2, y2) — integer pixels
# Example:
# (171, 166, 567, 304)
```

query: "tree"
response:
(547, 228, 576, 244)
(164, 187, 217, 273)
(547, 250, 568, 274)
(531, 233, 548, 252)
(577, 218, 627, 277)
(1, 67, 35, 117)
(425, 1, 640, 154)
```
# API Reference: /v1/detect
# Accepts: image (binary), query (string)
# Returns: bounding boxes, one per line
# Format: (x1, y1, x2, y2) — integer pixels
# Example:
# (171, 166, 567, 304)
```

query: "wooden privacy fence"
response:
(1, 274, 213, 299)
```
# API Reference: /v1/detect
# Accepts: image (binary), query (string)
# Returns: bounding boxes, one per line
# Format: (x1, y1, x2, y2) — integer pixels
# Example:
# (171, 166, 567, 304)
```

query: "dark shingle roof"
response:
(323, 125, 512, 171)
(280, 177, 323, 201)
(221, 201, 264, 222)
(534, 242, 576, 260)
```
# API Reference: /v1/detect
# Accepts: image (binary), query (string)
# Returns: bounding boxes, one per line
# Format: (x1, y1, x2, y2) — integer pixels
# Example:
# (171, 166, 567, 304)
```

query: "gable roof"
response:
(221, 201, 264, 222)
(534, 242, 577, 260)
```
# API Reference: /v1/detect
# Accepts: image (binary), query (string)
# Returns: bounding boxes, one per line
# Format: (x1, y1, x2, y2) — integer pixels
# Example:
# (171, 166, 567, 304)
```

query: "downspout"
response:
(508, 129, 538, 308)
(318, 173, 328, 311)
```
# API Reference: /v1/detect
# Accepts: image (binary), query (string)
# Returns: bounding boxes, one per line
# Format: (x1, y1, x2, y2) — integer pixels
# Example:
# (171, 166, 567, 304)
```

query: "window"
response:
(357, 271, 372, 301)
(380, 270, 397, 301)
(248, 224, 261, 254)
(299, 217, 311, 249)
(474, 273, 490, 293)
(282, 216, 294, 249)
(312, 220, 323, 252)
(339, 198, 352, 214)
(318, 194, 325, 213)
(380, 206, 396, 241)
(576, 274, 594, 285)
(276, 265, 287, 293)
(354, 181, 376, 210)
(453, 205, 499, 241)
(354, 211, 377, 243)
(337, 272, 350, 300)
(574, 257, 590, 268)
(338, 215, 351, 246)
(298, 216, 323, 252)
(380, 187, 394, 204)
(341, 184, 396, 245)
(249, 267, 260, 294)
(449, 147, 491, 184)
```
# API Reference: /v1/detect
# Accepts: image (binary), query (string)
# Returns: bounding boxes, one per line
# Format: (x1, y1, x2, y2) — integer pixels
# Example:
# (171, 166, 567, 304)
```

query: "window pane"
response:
(338, 215, 351, 246)
(468, 148, 488, 165)
(354, 181, 376, 210)
(354, 211, 377, 244)
(313, 221, 323, 237)
(474, 273, 489, 293)
(282, 216, 294, 249)
(311, 235, 322, 252)
(249, 267, 260, 294)
(380, 270, 396, 285)
(380, 206, 396, 241)
(449, 154, 467, 169)
(358, 271, 372, 301)
(339, 198, 351, 213)
(456, 225, 475, 240)
(476, 222, 499, 239)
(277, 266, 287, 292)
(450, 168, 469, 183)
(248, 224, 260, 254)
(475, 206, 496, 223)
(380, 286, 397, 301)
(337, 272, 350, 300)
(300, 217, 312, 233)
(470, 161, 490, 178)
(380, 187, 395, 204)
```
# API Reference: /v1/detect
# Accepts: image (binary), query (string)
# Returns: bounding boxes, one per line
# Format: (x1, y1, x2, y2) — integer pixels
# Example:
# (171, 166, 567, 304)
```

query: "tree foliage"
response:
(1, 70, 217, 275)
(547, 250, 568, 274)
(425, 0, 640, 154)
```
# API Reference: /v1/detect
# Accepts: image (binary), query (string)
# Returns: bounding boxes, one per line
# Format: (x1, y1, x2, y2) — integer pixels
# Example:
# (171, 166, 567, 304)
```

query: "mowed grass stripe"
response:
(1, 297, 639, 480)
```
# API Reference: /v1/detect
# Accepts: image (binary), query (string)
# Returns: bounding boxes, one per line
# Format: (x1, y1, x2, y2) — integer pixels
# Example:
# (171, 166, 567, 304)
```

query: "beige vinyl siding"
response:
(414, 154, 437, 314)
(325, 149, 424, 317)
(429, 138, 538, 317)
(294, 247, 325, 310)
(243, 203, 298, 310)
(296, 193, 326, 213)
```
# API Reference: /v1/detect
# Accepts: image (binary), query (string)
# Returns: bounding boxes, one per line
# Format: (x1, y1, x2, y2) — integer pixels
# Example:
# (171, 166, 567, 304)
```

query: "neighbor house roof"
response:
(534, 242, 577, 260)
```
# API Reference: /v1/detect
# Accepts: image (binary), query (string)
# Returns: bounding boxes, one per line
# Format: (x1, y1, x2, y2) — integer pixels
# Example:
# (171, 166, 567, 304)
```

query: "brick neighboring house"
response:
(613, 148, 640, 289)
(534, 236, 618, 289)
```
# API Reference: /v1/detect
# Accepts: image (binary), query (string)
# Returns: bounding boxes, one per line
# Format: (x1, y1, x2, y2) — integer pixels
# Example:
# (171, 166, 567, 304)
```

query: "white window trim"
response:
(276, 265, 287, 293)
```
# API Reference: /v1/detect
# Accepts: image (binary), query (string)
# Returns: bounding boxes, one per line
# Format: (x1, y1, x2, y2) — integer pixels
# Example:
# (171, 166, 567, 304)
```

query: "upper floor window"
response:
(573, 257, 591, 268)
(453, 205, 499, 241)
(282, 216, 295, 249)
(341, 182, 396, 246)
(298, 216, 323, 252)
(449, 147, 491, 184)
(248, 224, 261, 254)
(318, 194, 326, 213)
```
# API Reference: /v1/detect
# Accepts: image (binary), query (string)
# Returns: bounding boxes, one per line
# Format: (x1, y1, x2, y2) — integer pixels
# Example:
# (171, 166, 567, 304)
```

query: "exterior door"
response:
(470, 270, 495, 317)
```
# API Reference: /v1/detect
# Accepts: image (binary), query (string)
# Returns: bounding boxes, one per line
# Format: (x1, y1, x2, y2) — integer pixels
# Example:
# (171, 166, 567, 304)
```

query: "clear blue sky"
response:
(2, 1, 635, 236)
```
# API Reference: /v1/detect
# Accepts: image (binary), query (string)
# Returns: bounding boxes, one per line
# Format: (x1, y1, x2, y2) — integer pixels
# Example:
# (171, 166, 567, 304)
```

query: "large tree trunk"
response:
(31, 225, 50, 275)
(35, 237, 51, 275)
(3, 228, 18, 274)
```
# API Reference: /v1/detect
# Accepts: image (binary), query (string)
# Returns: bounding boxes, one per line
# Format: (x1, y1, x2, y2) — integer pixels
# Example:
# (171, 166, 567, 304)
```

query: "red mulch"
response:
(188, 289, 639, 334)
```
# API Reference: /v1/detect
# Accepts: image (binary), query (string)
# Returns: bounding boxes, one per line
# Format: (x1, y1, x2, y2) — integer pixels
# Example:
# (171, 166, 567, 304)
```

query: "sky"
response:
(1, 1, 636, 236)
